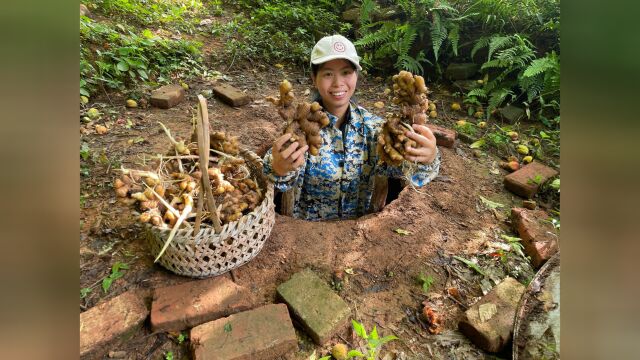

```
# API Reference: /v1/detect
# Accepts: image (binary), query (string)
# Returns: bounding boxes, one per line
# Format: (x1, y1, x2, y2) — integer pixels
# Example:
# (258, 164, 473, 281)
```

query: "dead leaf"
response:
(344, 268, 354, 275)
(394, 228, 412, 235)
(479, 196, 504, 210)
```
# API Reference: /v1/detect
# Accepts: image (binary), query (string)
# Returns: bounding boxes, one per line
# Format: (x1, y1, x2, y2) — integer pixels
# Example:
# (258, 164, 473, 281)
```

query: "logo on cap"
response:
(332, 41, 346, 53)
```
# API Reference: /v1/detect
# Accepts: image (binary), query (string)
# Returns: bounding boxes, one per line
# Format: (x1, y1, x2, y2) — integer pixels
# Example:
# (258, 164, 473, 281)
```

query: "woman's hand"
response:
(271, 133, 309, 176)
(404, 124, 437, 164)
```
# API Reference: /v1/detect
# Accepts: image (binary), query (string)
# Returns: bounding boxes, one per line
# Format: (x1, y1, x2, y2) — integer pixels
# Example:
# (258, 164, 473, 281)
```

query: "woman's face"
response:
(312, 59, 357, 116)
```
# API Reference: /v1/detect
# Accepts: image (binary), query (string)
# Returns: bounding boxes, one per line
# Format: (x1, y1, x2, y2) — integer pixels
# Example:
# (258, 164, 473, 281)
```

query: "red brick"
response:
(426, 124, 457, 148)
(190, 303, 297, 360)
(80, 290, 149, 358)
(151, 276, 254, 332)
(459, 277, 525, 353)
(150, 84, 185, 109)
(212, 83, 251, 107)
(503, 161, 558, 198)
(512, 208, 559, 268)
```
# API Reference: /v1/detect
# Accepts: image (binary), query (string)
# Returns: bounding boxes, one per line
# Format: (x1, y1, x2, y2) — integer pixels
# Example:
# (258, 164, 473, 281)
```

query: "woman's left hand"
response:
(404, 124, 438, 164)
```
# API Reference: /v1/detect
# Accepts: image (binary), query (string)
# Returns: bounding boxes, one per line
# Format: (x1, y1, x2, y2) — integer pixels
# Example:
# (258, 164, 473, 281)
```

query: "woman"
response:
(263, 35, 440, 220)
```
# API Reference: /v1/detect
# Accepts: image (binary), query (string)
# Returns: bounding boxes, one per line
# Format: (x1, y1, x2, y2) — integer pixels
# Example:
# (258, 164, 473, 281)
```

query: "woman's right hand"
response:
(271, 133, 309, 176)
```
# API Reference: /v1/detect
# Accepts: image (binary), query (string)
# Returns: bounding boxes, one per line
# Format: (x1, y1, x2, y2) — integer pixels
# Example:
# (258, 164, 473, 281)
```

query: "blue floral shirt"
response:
(263, 101, 440, 221)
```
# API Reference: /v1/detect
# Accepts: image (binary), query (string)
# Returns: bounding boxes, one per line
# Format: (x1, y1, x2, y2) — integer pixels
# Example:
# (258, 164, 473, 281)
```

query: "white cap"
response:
(310, 34, 362, 71)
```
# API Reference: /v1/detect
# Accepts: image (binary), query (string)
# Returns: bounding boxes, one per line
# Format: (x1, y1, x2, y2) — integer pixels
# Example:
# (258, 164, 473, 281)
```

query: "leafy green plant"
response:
(349, 320, 398, 360)
(80, 17, 204, 96)
(500, 235, 526, 258)
(164, 351, 174, 360)
(417, 273, 435, 293)
(80, 287, 92, 299)
(216, 1, 341, 66)
(355, 0, 475, 74)
(102, 262, 129, 293)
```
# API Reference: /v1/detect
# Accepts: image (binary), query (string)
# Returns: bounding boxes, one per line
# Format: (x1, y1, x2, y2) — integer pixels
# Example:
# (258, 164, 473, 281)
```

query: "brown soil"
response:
(80, 66, 543, 359)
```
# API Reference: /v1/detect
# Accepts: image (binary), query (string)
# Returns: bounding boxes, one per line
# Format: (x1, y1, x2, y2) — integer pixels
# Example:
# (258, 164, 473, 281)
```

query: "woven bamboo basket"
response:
(146, 147, 275, 278)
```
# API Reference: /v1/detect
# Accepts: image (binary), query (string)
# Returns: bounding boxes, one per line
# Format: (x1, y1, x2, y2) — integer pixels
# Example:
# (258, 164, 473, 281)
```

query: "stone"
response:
(445, 63, 479, 80)
(452, 80, 481, 92)
(80, 4, 91, 17)
(459, 277, 525, 353)
(150, 84, 185, 109)
(80, 290, 149, 358)
(277, 268, 351, 344)
(190, 303, 297, 360)
(150, 276, 254, 332)
(499, 105, 525, 123)
(212, 83, 251, 107)
(511, 208, 560, 268)
(426, 124, 457, 148)
(504, 161, 559, 198)
(342, 7, 360, 22)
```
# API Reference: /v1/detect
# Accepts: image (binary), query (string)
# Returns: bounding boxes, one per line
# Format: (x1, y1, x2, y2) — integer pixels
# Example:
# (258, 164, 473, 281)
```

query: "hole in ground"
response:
(274, 177, 406, 216)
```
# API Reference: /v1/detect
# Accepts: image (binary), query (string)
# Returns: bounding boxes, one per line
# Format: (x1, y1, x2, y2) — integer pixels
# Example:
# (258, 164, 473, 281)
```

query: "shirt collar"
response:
(325, 101, 364, 134)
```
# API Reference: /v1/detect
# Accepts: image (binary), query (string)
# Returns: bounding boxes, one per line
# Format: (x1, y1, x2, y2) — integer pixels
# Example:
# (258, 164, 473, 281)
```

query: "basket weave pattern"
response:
(146, 148, 275, 278)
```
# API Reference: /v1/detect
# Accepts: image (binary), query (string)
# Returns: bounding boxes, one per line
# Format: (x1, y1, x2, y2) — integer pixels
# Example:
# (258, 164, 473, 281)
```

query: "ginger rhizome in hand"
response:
(377, 70, 430, 166)
(267, 80, 330, 156)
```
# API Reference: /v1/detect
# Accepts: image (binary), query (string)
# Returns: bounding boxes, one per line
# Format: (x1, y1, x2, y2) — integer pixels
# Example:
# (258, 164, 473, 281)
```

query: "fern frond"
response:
(487, 88, 513, 114)
(471, 36, 491, 59)
(354, 22, 396, 48)
(430, 12, 447, 61)
(488, 35, 512, 60)
(467, 88, 487, 98)
(359, 0, 378, 27)
(448, 24, 460, 57)
(396, 54, 424, 74)
(523, 57, 554, 78)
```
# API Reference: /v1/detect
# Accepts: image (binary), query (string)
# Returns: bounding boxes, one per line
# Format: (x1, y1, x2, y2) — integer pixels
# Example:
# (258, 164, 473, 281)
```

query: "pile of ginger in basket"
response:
(114, 124, 263, 229)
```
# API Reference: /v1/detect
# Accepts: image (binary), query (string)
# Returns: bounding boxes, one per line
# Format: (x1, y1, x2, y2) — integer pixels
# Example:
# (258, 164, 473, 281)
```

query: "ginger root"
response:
(268, 80, 329, 156)
(378, 70, 431, 165)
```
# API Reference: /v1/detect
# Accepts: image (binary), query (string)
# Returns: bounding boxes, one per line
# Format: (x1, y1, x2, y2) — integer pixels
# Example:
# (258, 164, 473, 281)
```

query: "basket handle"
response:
(196, 95, 222, 233)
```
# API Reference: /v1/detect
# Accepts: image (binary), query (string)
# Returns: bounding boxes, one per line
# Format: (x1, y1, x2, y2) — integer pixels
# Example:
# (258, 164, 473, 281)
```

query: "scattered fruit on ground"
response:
(180, 82, 189, 90)
(81, 96, 89, 104)
(428, 103, 436, 111)
(523, 155, 533, 163)
(507, 131, 519, 140)
(82, 116, 91, 123)
(477, 121, 487, 128)
(429, 110, 438, 118)
(383, 88, 391, 96)
(477, 79, 484, 84)
(531, 138, 540, 145)
(500, 161, 520, 172)
(95, 125, 108, 134)
(87, 108, 100, 120)
(374, 101, 384, 109)
(331, 343, 348, 360)
(451, 102, 461, 111)
(126, 99, 138, 108)
(472, 149, 482, 158)
(456, 120, 466, 126)
(517, 145, 529, 154)
(474, 111, 484, 119)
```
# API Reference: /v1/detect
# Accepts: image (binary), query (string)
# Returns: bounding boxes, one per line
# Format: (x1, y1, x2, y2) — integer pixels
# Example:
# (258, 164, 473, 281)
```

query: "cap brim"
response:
(311, 54, 362, 71)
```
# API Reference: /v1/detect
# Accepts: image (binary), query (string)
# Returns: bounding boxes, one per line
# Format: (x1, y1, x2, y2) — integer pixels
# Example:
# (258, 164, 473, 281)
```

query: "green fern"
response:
(448, 24, 460, 57)
(471, 36, 491, 59)
(359, 0, 377, 28)
(430, 12, 448, 62)
(467, 88, 487, 98)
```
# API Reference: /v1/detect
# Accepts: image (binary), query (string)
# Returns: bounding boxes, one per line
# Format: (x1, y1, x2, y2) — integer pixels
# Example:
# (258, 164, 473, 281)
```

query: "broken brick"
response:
(426, 124, 457, 148)
(150, 276, 254, 332)
(504, 161, 558, 198)
(190, 303, 297, 360)
(212, 83, 251, 107)
(150, 84, 185, 109)
(512, 207, 560, 268)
